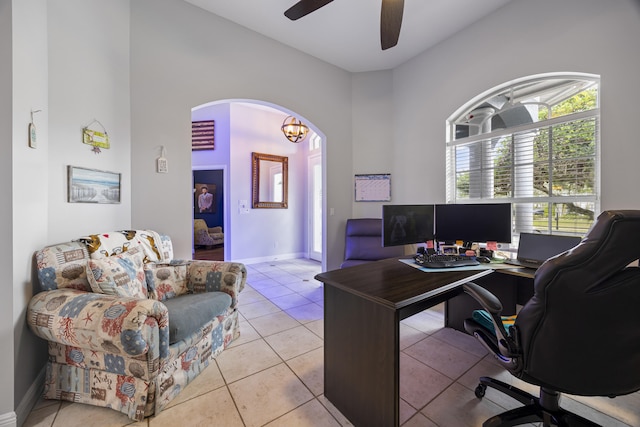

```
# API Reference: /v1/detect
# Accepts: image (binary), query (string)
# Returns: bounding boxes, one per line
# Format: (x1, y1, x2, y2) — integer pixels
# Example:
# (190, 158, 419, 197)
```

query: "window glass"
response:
(446, 74, 600, 238)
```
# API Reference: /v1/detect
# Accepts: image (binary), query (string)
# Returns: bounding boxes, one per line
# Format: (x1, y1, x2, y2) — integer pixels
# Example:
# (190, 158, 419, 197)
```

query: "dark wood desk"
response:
(315, 258, 495, 427)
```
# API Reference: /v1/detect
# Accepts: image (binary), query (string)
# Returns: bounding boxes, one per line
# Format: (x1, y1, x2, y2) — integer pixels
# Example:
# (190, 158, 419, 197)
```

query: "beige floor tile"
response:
(421, 382, 509, 427)
(404, 335, 483, 380)
(399, 398, 418, 426)
(149, 387, 243, 427)
(400, 353, 453, 410)
(228, 314, 262, 347)
(555, 395, 633, 427)
(164, 361, 225, 409)
(51, 402, 141, 427)
(216, 339, 282, 383)
(402, 411, 438, 427)
(239, 299, 282, 319)
(264, 325, 323, 360)
(316, 395, 355, 427)
(238, 287, 267, 305)
(255, 284, 296, 299)
(263, 399, 341, 427)
(264, 271, 301, 284)
(228, 363, 313, 427)
(286, 347, 324, 396)
(285, 302, 324, 324)
(304, 318, 324, 338)
(568, 391, 640, 426)
(283, 280, 322, 295)
(431, 326, 488, 358)
(400, 323, 428, 350)
(22, 402, 60, 427)
(400, 311, 445, 335)
(248, 310, 301, 337)
(270, 293, 314, 310)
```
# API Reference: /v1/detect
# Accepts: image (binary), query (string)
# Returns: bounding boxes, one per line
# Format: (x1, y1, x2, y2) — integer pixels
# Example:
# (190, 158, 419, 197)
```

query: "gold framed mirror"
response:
(252, 152, 288, 208)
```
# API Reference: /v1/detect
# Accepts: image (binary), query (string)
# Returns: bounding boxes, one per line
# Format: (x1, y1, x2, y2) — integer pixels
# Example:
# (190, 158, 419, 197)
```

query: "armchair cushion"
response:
(86, 250, 148, 299)
(164, 292, 231, 344)
(144, 261, 189, 301)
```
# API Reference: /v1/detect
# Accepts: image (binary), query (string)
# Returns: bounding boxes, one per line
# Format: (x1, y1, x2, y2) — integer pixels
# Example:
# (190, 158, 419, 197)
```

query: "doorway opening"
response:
(193, 168, 224, 261)
(191, 99, 326, 268)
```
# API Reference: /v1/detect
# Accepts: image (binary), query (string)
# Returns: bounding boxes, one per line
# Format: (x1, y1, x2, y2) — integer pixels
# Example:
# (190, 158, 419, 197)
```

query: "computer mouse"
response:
(476, 256, 491, 263)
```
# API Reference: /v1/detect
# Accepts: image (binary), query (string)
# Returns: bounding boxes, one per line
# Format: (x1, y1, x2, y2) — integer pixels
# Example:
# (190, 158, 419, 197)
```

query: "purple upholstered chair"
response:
(340, 218, 405, 268)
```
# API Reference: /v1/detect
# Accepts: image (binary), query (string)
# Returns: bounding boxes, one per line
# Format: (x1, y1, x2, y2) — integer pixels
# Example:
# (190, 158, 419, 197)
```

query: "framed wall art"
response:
(195, 182, 217, 213)
(192, 120, 215, 150)
(67, 166, 121, 204)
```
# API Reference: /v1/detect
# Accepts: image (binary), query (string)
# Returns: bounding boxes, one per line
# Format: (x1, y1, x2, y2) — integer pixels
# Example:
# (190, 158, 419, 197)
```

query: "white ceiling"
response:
(183, 0, 513, 73)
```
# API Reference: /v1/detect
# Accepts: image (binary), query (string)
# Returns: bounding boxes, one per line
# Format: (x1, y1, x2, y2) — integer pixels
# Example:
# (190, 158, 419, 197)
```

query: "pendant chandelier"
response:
(281, 115, 309, 143)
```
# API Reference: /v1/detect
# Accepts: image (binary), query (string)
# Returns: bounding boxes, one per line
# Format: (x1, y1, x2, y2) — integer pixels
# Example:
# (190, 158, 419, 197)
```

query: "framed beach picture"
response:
(67, 166, 121, 204)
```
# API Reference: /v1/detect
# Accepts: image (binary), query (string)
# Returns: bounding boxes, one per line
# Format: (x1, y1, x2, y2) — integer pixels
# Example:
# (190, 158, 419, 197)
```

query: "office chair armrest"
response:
(463, 282, 518, 357)
(463, 281, 502, 313)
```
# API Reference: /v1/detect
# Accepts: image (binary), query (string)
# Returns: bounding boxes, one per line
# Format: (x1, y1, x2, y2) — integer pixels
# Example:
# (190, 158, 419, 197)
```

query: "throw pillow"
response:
(86, 249, 148, 299)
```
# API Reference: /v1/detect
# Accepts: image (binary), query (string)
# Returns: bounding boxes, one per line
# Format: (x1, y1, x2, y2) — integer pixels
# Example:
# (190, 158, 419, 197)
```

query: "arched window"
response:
(446, 73, 599, 237)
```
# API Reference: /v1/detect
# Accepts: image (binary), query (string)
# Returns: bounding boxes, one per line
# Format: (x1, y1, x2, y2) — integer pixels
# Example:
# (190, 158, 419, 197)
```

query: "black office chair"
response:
(463, 210, 640, 427)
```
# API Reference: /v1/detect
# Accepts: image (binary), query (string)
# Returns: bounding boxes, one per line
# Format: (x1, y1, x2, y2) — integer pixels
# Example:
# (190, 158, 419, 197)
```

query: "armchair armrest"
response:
(27, 289, 169, 361)
(188, 261, 246, 307)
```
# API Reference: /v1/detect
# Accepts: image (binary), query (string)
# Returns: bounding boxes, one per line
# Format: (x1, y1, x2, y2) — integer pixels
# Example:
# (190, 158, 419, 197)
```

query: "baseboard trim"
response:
(233, 252, 306, 265)
(15, 367, 44, 427)
(0, 411, 17, 427)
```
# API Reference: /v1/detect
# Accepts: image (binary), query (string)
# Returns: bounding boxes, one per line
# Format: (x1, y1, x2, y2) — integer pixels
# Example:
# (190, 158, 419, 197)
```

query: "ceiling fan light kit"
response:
(285, 0, 404, 50)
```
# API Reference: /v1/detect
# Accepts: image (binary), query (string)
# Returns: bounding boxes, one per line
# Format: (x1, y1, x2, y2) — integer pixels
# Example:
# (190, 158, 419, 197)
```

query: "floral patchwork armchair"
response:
(27, 230, 246, 421)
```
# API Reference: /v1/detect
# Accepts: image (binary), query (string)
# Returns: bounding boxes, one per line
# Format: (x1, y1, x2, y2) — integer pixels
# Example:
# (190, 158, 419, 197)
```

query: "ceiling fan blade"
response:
(285, 0, 334, 20)
(380, 0, 404, 50)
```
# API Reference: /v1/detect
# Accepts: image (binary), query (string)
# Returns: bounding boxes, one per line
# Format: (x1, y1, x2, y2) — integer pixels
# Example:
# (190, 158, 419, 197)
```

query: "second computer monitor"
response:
(435, 203, 512, 245)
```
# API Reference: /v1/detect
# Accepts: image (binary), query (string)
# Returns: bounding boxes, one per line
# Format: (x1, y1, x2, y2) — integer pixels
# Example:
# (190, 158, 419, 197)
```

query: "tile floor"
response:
(24, 258, 639, 427)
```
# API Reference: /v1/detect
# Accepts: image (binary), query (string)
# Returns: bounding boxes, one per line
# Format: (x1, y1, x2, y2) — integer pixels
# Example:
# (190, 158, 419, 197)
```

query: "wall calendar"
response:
(354, 174, 391, 202)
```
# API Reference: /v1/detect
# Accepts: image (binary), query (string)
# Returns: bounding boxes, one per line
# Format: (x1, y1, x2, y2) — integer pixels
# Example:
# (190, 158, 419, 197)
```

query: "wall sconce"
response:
(281, 115, 309, 143)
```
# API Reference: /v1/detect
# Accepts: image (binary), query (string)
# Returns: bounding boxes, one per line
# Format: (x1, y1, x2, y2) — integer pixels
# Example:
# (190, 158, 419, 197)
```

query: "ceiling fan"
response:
(284, 0, 404, 50)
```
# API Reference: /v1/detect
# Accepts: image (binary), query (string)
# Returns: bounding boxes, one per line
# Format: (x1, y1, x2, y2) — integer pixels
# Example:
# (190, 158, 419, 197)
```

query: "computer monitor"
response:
(435, 203, 512, 245)
(382, 204, 435, 247)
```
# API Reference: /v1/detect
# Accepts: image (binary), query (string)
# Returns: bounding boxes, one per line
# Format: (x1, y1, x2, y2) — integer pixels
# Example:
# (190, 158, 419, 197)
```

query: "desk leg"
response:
(324, 284, 399, 427)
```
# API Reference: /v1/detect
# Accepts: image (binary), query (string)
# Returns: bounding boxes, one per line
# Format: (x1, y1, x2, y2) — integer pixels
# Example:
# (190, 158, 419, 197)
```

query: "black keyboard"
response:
(413, 254, 480, 268)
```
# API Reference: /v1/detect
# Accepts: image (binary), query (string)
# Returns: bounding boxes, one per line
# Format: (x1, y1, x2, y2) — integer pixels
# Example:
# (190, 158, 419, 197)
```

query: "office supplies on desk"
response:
(505, 232, 582, 269)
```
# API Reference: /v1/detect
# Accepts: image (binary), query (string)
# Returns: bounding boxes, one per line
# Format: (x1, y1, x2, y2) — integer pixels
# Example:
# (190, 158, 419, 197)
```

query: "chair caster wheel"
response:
(475, 384, 486, 399)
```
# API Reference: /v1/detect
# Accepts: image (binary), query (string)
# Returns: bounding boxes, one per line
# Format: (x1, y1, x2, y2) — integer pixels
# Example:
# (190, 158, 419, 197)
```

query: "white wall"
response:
(388, 0, 640, 212)
(10, 1, 132, 424)
(351, 70, 395, 218)
(130, 0, 353, 270)
(192, 103, 231, 169)
(11, 1, 49, 424)
(1, 1, 15, 423)
(47, 0, 131, 242)
(228, 103, 305, 263)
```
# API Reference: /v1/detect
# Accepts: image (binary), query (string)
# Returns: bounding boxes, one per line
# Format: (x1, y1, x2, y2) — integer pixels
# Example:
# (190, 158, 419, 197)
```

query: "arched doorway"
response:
(191, 99, 326, 267)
